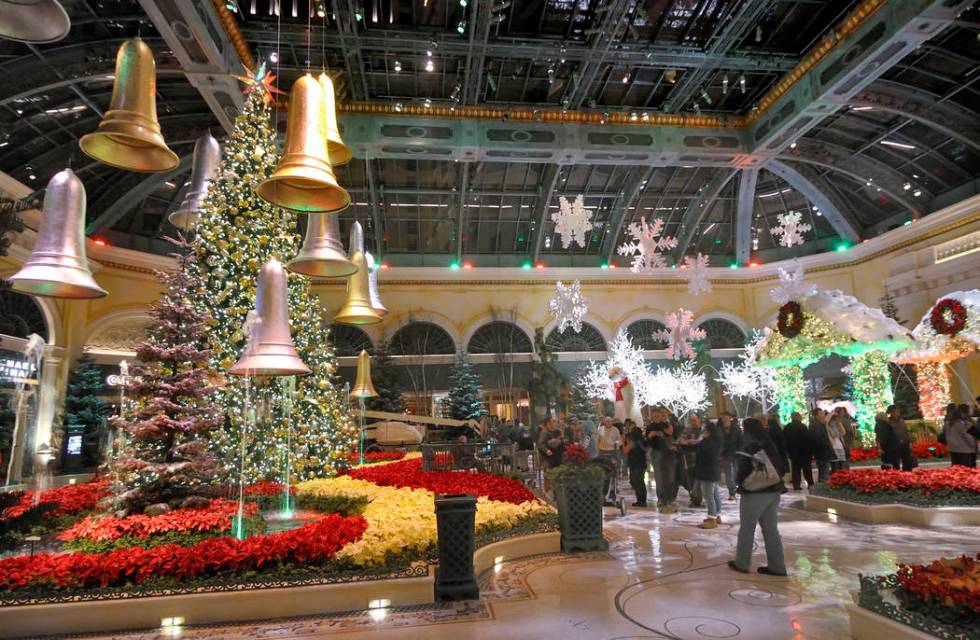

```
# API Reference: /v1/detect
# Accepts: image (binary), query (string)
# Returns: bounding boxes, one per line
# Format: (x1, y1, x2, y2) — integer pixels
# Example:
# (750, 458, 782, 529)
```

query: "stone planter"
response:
(553, 474, 608, 553)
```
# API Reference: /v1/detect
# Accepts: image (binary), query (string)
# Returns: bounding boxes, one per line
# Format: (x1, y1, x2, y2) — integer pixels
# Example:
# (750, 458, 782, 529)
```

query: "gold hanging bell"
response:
(365, 251, 388, 317)
(229, 258, 311, 377)
(257, 74, 350, 213)
(9, 169, 107, 299)
(333, 222, 382, 325)
(318, 73, 352, 166)
(79, 38, 179, 173)
(287, 211, 357, 278)
(350, 349, 378, 398)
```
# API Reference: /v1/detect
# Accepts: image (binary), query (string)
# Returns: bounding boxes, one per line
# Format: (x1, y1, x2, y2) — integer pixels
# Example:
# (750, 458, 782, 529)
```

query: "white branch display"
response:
(656, 308, 707, 360)
(551, 194, 593, 249)
(771, 211, 812, 248)
(643, 361, 711, 418)
(617, 216, 678, 273)
(684, 253, 712, 296)
(717, 331, 777, 415)
(549, 280, 589, 333)
(770, 263, 816, 305)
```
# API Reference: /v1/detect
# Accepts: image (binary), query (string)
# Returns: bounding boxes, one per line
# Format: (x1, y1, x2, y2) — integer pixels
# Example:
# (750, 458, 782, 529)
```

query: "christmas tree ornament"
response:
(771, 211, 812, 248)
(350, 350, 378, 398)
(169, 132, 222, 230)
(229, 258, 311, 376)
(257, 74, 349, 213)
(549, 280, 589, 333)
(79, 38, 178, 172)
(333, 222, 382, 325)
(365, 251, 388, 317)
(318, 73, 352, 166)
(9, 169, 107, 299)
(551, 194, 592, 249)
(0, 0, 70, 43)
(287, 211, 357, 277)
(684, 253, 712, 296)
(617, 216, 678, 273)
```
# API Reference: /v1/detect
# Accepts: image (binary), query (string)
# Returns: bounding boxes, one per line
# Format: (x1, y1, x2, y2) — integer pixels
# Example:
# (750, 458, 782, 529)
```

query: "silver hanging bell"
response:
(168, 132, 221, 230)
(228, 258, 311, 377)
(9, 169, 107, 299)
(365, 252, 387, 317)
(0, 0, 70, 44)
(287, 212, 357, 278)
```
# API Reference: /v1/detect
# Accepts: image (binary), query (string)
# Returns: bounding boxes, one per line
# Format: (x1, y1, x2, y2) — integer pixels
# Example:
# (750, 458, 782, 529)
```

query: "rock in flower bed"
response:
(811, 467, 980, 507)
(857, 553, 979, 640)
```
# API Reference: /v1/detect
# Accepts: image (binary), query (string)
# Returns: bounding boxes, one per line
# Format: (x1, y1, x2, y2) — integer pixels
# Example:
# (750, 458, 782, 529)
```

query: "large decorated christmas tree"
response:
(112, 240, 222, 513)
(187, 71, 356, 483)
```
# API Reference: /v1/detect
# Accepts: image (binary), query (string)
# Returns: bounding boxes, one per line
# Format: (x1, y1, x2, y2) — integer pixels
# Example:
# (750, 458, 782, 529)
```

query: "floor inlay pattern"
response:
(60, 482, 980, 640)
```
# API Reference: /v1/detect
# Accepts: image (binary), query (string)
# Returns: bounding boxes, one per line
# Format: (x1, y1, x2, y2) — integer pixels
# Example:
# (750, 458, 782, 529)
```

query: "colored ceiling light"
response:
(521, 261, 532, 269)
(449, 261, 460, 270)
(836, 243, 849, 252)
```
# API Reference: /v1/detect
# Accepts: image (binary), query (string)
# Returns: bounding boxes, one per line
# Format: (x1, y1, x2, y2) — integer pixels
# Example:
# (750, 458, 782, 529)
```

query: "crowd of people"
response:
(490, 398, 980, 577)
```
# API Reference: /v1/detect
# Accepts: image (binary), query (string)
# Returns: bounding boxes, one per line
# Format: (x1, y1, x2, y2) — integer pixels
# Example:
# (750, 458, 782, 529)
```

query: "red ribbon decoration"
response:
(614, 377, 630, 401)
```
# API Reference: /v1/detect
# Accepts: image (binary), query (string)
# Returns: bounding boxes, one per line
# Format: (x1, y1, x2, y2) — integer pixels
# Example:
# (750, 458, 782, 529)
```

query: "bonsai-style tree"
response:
(528, 328, 567, 419)
(447, 352, 487, 421)
(366, 339, 405, 414)
(63, 353, 110, 466)
(112, 239, 222, 513)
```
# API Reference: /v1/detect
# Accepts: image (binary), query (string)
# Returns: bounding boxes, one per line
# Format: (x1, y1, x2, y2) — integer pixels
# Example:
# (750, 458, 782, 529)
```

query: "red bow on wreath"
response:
(930, 298, 967, 336)
(614, 377, 630, 401)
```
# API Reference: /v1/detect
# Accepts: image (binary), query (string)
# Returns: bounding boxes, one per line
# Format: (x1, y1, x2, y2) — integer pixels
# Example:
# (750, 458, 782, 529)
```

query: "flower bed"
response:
(0, 513, 367, 593)
(849, 441, 948, 465)
(1, 480, 109, 552)
(348, 457, 537, 504)
(345, 451, 407, 465)
(812, 467, 980, 507)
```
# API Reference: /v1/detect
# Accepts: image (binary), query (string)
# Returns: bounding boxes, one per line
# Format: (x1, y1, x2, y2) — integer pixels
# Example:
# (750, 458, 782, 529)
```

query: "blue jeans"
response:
(734, 492, 786, 573)
(722, 457, 737, 495)
(700, 480, 722, 517)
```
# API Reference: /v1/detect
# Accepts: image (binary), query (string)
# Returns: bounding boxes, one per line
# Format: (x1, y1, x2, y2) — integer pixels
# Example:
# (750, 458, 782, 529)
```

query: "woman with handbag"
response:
(729, 418, 789, 576)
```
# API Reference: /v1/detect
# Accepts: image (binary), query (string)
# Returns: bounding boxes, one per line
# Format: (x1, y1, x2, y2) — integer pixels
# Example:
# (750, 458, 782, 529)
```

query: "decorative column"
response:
(850, 350, 894, 446)
(774, 367, 807, 425)
(914, 361, 951, 424)
(434, 493, 478, 601)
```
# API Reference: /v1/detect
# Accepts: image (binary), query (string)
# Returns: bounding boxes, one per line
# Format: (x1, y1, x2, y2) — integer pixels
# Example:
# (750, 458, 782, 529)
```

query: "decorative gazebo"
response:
(754, 271, 914, 445)
(892, 290, 979, 423)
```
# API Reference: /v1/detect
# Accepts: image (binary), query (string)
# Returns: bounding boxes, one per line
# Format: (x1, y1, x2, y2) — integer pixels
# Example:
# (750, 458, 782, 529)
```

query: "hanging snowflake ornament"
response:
(769, 263, 817, 305)
(656, 308, 707, 360)
(549, 280, 589, 333)
(683, 253, 712, 296)
(771, 211, 812, 248)
(617, 216, 678, 273)
(551, 194, 593, 249)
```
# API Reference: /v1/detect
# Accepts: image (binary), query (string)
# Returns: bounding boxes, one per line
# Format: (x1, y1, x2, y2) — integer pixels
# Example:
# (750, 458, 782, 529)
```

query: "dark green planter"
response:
(553, 474, 608, 553)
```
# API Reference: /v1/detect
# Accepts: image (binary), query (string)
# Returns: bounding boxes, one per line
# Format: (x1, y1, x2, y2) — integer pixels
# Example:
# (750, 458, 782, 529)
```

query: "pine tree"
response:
(566, 375, 596, 421)
(63, 353, 110, 466)
(879, 292, 921, 418)
(528, 328, 567, 418)
(187, 74, 356, 483)
(112, 239, 222, 513)
(447, 352, 487, 421)
(366, 340, 405, 414)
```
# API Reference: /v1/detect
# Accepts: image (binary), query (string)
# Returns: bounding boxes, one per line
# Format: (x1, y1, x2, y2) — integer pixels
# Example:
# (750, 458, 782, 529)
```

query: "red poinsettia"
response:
(348, 458, 537, 504)
(243, 481, 296, 497)
(345, 451, 406, 464)
(0, 513, 367, 592)
(1, 479, 108, 521)
(58, 500, 258, 543)
(894, 553, 980, 615)
(848, 441, 947, 464)
(563, 444, 590, 468)
(827, 466, 980, 495)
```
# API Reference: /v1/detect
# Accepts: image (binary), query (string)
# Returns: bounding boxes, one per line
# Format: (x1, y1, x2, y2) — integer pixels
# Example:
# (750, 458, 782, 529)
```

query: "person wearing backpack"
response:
(729, 417, 789, 577)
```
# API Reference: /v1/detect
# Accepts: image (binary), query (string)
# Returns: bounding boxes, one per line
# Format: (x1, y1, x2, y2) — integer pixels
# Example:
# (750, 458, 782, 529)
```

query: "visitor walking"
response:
(874, 412, 899, 469)
(826, 410, 848, 473)
(764, 411, 788, 460)
(809, 408, 834, 482)
(624, 419, 648, 507)
(729, 417, 788, 576)
(580, 418, 598, 459)
(783, 412, 814, 491)
(694, 420, 724, 528)
(835, 407, 855, 468)
(647, 420, 679, 513)
(886, 405, 916, 471)
(678, 414, 704, 507)
(719, 412, 741, 500)
(597, 417, 623, 475)
(946, 404, 978, 468)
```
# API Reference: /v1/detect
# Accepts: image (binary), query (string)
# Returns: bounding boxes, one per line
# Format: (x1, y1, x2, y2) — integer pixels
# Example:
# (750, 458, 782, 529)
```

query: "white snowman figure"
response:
(608, 364, 643, 427)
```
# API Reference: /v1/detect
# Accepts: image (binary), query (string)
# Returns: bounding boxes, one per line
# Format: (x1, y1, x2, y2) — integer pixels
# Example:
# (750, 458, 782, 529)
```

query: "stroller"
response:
(589, 456, 627, 516)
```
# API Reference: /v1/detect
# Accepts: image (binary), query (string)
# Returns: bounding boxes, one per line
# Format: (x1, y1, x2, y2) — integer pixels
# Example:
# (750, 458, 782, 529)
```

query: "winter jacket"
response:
(783, 420, 812, 460)
(693, 434, 722, 482)
(735, 435, 788, 494)
(720, 423, 742, 458)
(809, 420, 834, 462)
(945, 418, 979, 454)
(889, 417, 911, 447)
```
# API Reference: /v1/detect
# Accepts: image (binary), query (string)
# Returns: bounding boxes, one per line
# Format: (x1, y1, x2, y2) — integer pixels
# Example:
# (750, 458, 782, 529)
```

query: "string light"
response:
(914, 362, 950, 423)
(393, 59, 402, 72)
(849, 351, 894, 441)
(739, 74, 746, 94)
(722, 74, 729, 94)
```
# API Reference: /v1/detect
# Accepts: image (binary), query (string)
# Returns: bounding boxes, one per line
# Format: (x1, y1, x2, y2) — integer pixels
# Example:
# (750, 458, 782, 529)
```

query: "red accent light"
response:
(535, 263, 544, 269)
(380, 262, 390, 269)
(93, 239, 107, 246)
(749, 261, 759, 267)
(462, 262, 472, 269)
(608, 264, 616, 269)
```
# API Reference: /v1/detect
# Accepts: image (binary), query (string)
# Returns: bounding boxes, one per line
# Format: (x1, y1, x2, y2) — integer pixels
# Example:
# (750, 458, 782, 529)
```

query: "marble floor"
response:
(75, 481, 980, 640)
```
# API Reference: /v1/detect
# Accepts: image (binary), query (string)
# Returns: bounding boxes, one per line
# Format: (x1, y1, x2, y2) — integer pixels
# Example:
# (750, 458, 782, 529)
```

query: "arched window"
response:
(0, 290, 48, 341)
(467, 322, 533, 354)
(545, 323, 606, 352)
(626, 319, 668, 350)
(697, 318, 746, 349)
(389, 321, 455, 355)
(329, 324, 373, 357)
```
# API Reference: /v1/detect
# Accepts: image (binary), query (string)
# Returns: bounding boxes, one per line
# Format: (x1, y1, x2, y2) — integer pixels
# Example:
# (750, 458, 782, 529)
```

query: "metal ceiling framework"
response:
(0, 0, 977, 267)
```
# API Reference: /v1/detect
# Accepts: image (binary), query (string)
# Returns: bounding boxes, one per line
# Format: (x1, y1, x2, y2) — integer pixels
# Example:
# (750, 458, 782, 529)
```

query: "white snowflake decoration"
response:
(772, 211, 812, 248)
(643, 361, 710, 418)
(551, 194, 593, 249)
(549, 280, 589, 333)
(683, 253, 712, 296)
(770, 263, 816, 305)
(656, 308, 707, 360)
(718, 332, 777, 414)
(617, 216, 678, 273)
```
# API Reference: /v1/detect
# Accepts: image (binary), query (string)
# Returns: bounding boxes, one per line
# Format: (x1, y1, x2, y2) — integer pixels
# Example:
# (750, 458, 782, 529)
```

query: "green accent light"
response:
(600, 262, 608, 269)
(521, 261, 532, 270)
(715, 239, 722, 244)
(450, 262, 461, 270)
(903, 220, 912, 226)
(836, 243, 849, 252)
(729, 263, 739, 269)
